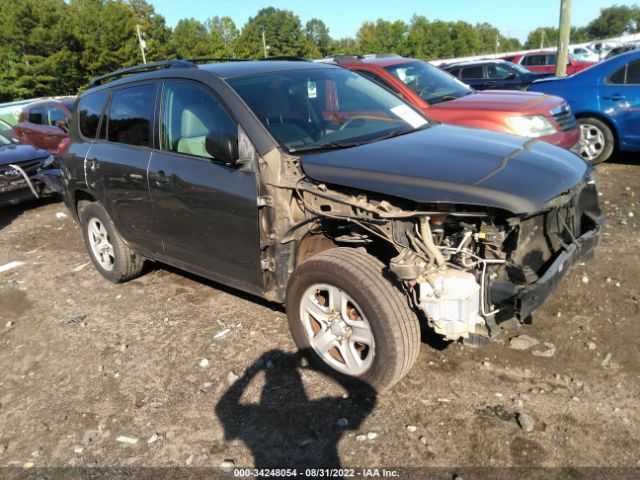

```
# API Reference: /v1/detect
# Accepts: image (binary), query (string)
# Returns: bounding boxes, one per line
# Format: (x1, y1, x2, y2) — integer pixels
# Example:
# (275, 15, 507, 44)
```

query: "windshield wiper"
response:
(289, 141, 365, 153)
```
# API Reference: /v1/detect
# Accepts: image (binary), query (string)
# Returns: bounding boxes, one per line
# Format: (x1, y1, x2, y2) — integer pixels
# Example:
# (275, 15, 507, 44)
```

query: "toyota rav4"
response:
(50, 59, 601, 391)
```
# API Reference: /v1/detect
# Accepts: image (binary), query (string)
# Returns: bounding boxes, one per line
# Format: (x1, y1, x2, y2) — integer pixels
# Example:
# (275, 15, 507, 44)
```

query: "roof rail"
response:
(187, 57, 249, 64)
(361, 53, 401, 59)
(259, 56, 310, 62)
(88, 60, 196, 87)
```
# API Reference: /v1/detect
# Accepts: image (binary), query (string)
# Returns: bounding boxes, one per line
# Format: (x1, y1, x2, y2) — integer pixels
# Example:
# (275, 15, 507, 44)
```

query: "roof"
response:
(443, 59, 510, 68)
(199, 60, 337, 79)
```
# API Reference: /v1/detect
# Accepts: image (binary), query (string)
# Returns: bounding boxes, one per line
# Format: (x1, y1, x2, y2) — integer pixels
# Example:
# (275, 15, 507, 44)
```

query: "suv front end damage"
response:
(288, 175, 601, 342)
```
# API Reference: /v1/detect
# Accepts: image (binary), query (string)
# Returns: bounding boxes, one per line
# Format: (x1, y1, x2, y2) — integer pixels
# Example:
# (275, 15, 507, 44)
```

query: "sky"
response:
(151, 0, 639, 42)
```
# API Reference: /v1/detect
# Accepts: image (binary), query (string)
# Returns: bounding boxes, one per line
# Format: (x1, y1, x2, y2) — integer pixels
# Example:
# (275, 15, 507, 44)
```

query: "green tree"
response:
(236, 7, 306, 58)
(304, 18, 332, 58)
(0, 0, 82, 101)
(587, 5, 640, 38)
(524, 27, 559, 49)
(356, 19, 408, 55)
(128, 0, 174, 61)
(207, 16, 239, 57)
(170, 18, 217, 59)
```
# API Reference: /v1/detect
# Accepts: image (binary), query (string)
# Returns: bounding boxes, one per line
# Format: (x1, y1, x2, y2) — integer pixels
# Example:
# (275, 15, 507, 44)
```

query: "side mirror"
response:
(205, 131, 239, 165)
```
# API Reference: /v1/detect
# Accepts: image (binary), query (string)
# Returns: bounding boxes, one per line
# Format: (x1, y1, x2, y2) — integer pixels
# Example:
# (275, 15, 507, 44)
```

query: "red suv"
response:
(13, 99, 74, 153)
(328, 55, 580, 149)
(502, 51, 595, 75)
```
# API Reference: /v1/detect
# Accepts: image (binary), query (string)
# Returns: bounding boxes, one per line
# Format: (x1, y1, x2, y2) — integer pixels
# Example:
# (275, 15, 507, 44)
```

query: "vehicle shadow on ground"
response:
(608, 151, 638, 165)
(0, 196, 60, 230)
(215, 348, 377, 471)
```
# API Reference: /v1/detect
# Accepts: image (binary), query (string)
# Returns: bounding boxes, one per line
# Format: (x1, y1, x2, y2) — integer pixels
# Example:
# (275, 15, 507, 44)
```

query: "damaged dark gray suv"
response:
(51, 59, 601, 391)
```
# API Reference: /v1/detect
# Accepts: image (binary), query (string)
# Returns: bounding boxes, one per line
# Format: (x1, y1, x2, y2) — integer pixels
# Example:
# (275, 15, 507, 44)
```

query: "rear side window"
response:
(627, 61, 640, 84)
(461, 66, 483, 79)
(78, 90, 108, 139)
(609, 61, 640, 85)
(523, 55, 545, 66)
(106, 84, 154, 147)
(28, 106, 45, 124)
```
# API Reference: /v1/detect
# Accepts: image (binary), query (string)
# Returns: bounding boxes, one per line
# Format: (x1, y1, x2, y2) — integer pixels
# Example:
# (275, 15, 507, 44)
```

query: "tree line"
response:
(1, 0, 638, 102)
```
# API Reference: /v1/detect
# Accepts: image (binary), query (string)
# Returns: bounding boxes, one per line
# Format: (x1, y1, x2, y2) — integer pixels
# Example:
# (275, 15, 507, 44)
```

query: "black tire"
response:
(286, 248, 421, 392)
(577, 116, 615, 165)
(79, 202, 144, 283)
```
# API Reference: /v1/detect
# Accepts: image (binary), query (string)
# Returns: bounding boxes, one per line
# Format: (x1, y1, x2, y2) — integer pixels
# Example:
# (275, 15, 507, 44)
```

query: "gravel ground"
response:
(0, 155, 638, 476)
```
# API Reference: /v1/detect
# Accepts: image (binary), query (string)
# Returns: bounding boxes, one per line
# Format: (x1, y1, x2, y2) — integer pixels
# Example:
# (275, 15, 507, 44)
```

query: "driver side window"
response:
(161, 82, 237, 161)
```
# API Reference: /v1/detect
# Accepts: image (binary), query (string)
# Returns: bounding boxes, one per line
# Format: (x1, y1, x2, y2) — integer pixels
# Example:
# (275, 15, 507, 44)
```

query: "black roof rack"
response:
(187, 57, 249, 64)
(89, 60, 196, 87)
(259, 56, 310, 61)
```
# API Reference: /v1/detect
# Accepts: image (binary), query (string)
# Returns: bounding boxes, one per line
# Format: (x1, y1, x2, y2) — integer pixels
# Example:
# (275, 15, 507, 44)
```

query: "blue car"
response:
(529, 51, 640, 164)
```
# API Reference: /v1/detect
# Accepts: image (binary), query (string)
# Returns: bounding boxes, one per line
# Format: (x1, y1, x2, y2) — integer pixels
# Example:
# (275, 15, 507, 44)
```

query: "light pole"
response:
(260, 26, 268, 58)
(555, 0, 572, 77)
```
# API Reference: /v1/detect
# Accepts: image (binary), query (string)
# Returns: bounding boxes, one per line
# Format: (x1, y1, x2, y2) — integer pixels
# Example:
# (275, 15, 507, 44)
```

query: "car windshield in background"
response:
(509, 62, 532, 75)
(0, 133, 11, 145)
(384, 60, 473, 104)
(228, 67, 430, 153)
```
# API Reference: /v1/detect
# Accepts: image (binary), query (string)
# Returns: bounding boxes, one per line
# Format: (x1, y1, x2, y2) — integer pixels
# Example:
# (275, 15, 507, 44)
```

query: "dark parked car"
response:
(442, 59, 548, 90)
(529, 50, 640, 164)
(12, 99, 74, 153)
(0, 132, 55, 206)
(51, 59, 601, 391)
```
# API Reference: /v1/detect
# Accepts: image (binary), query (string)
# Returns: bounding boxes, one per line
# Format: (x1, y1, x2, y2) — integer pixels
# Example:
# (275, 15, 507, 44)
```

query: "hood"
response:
(430, 90, 563, 114)
(0, 144, 50, 166)
(300, 124, 590, 215)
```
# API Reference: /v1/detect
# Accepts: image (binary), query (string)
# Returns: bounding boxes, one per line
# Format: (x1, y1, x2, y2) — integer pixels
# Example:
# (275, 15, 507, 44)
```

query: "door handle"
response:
(603, 93, 625, 101)
(155, 170, 169, 187)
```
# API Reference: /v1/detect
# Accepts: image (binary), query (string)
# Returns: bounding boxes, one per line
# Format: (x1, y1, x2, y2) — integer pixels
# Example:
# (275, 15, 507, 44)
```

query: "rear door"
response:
(602, 60, 640, 147)
(84, 82, 159, 254)
(148, 79, 261, 292)
(459, 65, 486, 89)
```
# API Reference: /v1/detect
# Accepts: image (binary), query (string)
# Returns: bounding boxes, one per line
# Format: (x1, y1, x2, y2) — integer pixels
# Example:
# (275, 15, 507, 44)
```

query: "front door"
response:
(148, 80, 262, 293)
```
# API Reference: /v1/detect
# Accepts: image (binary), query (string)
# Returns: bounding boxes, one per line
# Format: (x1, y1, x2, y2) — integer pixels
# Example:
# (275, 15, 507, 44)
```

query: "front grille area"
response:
(0, 159, 44, 182)
(551, 103, 577, 131)
(507, 181, 601, 284)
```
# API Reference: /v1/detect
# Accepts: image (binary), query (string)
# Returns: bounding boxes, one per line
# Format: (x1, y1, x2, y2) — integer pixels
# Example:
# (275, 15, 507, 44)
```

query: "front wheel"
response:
(576, 117, 615, 165)
(286, 248, 421, 392)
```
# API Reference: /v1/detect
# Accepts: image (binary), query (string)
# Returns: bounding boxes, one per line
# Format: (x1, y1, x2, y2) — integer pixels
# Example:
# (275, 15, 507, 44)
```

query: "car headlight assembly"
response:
(508, 115, 557, 138)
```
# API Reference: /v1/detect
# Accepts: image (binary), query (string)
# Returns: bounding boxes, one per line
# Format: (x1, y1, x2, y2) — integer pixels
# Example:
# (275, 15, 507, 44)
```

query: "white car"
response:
(570, 46, 600, 62)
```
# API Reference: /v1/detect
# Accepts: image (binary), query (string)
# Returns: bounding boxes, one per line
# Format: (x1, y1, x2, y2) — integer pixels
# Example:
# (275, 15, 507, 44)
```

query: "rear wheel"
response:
(286, 248, 421, 392)
(80, 202, 144, 283)
(577, 117, 614, 165)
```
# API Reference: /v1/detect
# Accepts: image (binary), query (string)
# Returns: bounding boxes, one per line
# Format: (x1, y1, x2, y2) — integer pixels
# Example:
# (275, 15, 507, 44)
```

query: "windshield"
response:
(383, 60, 472, 105)
(228, 67, 430, 153)
(0, 133, 12, 145)
(508, 62, 532, 74)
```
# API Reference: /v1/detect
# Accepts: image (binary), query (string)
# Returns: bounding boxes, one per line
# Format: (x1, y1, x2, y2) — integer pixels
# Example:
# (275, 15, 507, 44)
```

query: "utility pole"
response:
(260, 26, 268, 58)
(555, 0, 572, 77)
(136, 25, 147, 64)
(540, 30, 545, 49)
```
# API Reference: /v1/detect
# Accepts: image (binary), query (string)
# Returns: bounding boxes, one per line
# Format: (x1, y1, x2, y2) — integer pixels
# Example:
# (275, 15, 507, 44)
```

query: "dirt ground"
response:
(0, 154, 638, 477)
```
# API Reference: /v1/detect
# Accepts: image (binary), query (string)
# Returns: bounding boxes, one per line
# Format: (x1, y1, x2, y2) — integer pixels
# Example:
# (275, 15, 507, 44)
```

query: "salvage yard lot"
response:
(0, 156, 638, 470)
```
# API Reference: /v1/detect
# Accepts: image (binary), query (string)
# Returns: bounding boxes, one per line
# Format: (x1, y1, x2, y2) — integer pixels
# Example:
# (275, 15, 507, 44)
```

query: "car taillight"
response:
(56, 137, 71, 156)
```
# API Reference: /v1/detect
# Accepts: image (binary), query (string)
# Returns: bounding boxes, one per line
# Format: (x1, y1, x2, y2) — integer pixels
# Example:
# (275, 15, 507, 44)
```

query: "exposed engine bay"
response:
(280, 176, 602, 342)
